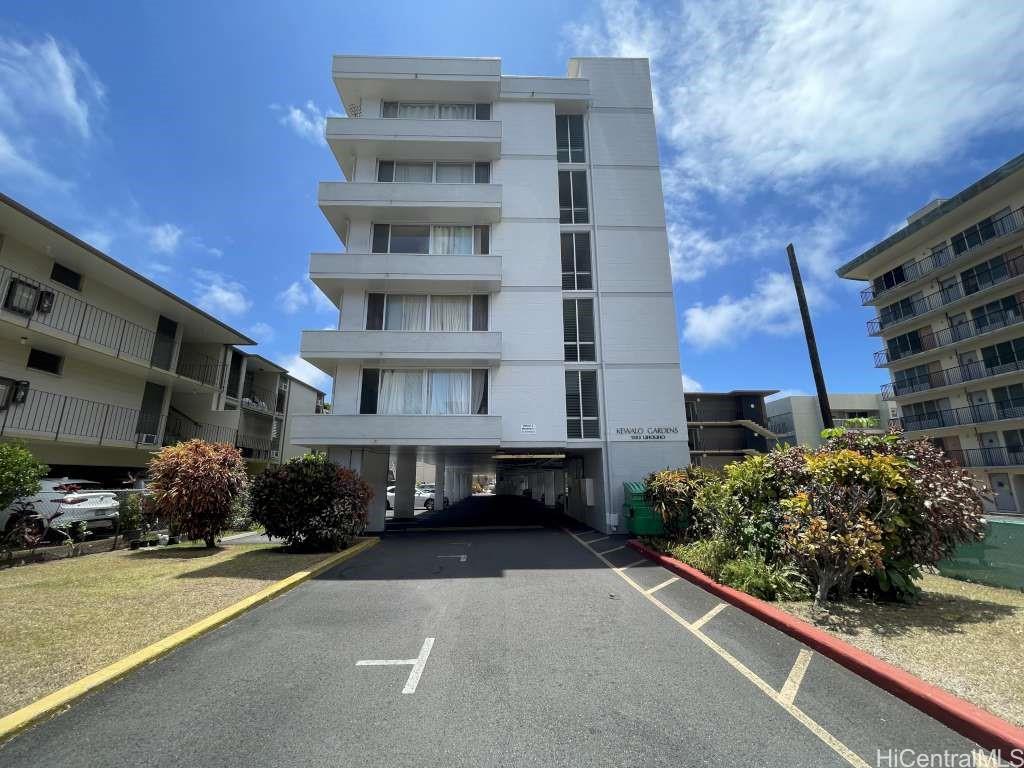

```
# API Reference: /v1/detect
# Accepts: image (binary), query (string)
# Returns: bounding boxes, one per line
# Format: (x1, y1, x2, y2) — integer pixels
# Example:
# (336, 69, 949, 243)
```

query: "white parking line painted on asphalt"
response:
(645, 576, 680, 595)
(622, 558, 648, 569)
(437, 555, 468, 563)
(356, 637, 436, 695)
(587, 536, 609, 545)
(779, 649, 813, 705)
(597, 546, 625, 555)
(564, 530, 870, 768)
(690, 602, 727, 631)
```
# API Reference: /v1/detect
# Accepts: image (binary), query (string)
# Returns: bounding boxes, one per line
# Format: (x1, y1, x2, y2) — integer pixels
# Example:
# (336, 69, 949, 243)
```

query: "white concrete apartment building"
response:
(0, 194, 321, 480)
(766, 393, 896, 450)
(290, 55, 689, 532)
(838, 152, 1024, 514)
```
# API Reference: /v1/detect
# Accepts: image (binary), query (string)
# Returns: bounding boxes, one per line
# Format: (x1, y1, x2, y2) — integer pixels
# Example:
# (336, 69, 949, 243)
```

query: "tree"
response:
(147, 440, 249, 547)
(0, 442, 48, 515)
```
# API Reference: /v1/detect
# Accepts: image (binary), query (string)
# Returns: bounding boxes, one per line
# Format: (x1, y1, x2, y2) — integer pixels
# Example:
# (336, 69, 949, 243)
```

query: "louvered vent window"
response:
(565, 370, 599, 439)
(563, 298, 595, 361)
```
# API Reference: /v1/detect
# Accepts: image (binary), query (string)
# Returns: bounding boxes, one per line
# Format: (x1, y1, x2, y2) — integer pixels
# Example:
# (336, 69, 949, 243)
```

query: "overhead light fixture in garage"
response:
(491, 454, 566, 460)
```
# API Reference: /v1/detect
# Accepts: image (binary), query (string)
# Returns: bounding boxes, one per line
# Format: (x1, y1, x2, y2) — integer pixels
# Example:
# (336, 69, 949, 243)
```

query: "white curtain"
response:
(379, 370, 425, 414)
(432, 226, 473, 255)
(438, 103, 474, 119)
(394, 162, 433, 183)
(384, 295, 428, 330)
(398, 103, 436, 119)
(430, 296, 470, 331)
(430, 371, 471, 414)
(435, 163, 474, 183)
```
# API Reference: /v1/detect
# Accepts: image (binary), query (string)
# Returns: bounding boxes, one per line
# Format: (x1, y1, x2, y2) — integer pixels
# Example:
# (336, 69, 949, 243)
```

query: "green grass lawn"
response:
(0, 543, 327, 717)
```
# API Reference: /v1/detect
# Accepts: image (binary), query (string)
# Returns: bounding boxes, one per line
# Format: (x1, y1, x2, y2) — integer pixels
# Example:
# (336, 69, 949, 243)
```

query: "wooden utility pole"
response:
(786, 243, 833, 429)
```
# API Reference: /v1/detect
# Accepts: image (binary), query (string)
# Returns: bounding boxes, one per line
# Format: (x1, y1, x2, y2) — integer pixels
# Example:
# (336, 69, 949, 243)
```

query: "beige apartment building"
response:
(838, 153, 1024, 514)
(767, 393, 895, 450)
(0, 194, 322, 482)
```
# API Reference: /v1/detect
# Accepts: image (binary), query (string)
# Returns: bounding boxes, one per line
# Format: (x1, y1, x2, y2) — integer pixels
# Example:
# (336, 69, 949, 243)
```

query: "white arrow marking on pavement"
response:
(437, 554, 468, 562)
(356, 637, 435, 694)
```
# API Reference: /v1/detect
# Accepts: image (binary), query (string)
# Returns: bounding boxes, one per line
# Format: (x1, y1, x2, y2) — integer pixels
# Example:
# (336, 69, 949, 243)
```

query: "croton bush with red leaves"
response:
(147, 439, 250, 547)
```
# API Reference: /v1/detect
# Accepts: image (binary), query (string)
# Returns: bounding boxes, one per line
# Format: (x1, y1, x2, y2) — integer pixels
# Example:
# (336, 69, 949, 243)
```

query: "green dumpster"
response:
(623, 481, 664, 535)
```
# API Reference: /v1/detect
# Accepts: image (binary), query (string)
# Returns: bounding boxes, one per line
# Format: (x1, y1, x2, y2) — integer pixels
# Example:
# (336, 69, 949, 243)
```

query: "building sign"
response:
(614, 425, 680, 441)
(521, 423, 537, 434)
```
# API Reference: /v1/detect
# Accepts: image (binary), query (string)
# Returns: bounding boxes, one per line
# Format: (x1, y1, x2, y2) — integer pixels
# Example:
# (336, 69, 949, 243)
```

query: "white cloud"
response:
(278, 277, 335, 314)
(282, 353, 332, 394)
(681, 371, 703, 392)
(570, 0, 1024, 196)
(247, 321, 275, 343)
(192, 270, 251, 317)
(147, 222, 183, 254)
(682, 271, 803, 350)
(272, 100, 337, 146)
(0, 129, 67, 188)
(78, 227, 114, 252)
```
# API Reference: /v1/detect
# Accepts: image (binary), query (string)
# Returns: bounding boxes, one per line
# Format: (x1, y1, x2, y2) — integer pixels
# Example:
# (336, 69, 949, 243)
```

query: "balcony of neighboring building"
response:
(326, 116, 501, 181)
(300, 329, 501, 370)
(944, 446, 1024, 470)
(861, 204, 1024, 305)
(892, 399, 1024, 434)
(332, 55, 501, 109)
(318, 180, 501, 245)
(290, 413, 502, 448)
(867, 248, 1024, 335)
(883, 354, 1024, 400)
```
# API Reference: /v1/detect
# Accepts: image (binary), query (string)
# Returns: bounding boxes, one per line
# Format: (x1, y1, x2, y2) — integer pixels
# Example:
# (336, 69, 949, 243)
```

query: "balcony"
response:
(0, 388, 233, 449)
(893, 400, 1024, 432)
(861, 205, 1024, 305)
(240, 384, 283, 415)
(310, 252, 502, 296)
(319, 182, 501, 245)
(332, 55, 501, 107)
(945, 446, 1024, 469)
(867, 250, 1024, 335)
(300, 329, 501, 370)
(874, 301, 1024, 366)
(326, 117, 501, 180)
(236, 431, 275, 462)
(289, 413, 502, 447)
(882, 357, 1024, 399)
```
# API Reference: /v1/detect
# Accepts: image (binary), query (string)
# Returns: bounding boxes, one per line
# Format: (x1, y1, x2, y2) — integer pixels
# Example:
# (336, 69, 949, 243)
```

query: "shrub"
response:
(644, 467, 719, 539)
(117, 492, 144, 533)
(669, 537, 733, 581)
(226, 483, 257, 532)
(250, 453, 372, 551)
(0, 442, 47, 514)
(719, 554, 810, 601)
(147, 440, 249, 547)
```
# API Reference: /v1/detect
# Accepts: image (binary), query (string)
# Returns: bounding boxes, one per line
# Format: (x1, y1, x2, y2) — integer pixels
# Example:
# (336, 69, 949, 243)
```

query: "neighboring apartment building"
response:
(767, 393, 895, 449)
(0, 194, 321, 480)
(838, 152, 1024, 515)
(290, 55, 689, 532)
(684, 390, 776, 470)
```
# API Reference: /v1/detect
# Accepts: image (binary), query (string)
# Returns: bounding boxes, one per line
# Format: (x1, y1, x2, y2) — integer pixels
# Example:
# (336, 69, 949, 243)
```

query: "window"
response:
(892, 364, 931, 395)
(563, 298, 595, 361)
(359, 368, 488, 415)
(3, 278, 40, 317)
(370, 224, 489, 255)
(474, 162, 490, 184)
(565, 370, 599, 438)
(435, 163, 475, 183)
(878, 294, 921, 327)
(561, 233, 592, 290)
(886, 329, 923, 361)
(993, 383, 1024, 409)
(378, 161, 490, 184)
(366, 294, 488, 331)
(972, 296, 1020, 331)
(982, 337, 1024, 374)
(381, 102, 489, 120)
(556, 115, 585, 163)
(951, 208, 1013, 255)
(558, 170, 589, 224)
(50, 263, 82, 291)
(960, 254, 1009, 295)
(27, 348, 63, 375)
(872, 264, 907, 296)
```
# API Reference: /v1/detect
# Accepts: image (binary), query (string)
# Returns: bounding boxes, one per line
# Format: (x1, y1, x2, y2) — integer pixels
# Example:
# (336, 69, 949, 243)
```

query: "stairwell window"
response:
(561, 233, 592, 290)
(563, 298, 595, 361)
(365, 293, 489, 331)
(371, 224, 489, 255)
(558, 170, 589, 224)
(360, 368, 489, 415)
(565, 370, 599, 439)
(556, 114, 585, 163)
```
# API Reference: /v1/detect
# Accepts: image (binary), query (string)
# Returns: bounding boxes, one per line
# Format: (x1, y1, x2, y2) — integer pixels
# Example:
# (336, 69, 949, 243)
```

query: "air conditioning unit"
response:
(138, 433, 159, 446)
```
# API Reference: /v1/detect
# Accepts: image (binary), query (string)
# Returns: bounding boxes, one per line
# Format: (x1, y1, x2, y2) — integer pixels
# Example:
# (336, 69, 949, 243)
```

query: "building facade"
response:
(767, 393, 895, 450)
(290, 55, 689, 532)
(0, 194, 320, 481)
(838, 152, 1024, 515)
(684, 390, 776, 469)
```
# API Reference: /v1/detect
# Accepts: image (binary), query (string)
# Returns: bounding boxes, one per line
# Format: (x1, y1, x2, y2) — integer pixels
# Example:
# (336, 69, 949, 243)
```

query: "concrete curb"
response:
(0, 537, 380, 742)
(627, 539, 1024, 756)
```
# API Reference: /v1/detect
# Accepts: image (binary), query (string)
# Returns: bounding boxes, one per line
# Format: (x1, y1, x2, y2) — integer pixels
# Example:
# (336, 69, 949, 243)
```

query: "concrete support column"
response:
(434, 457, 446, 511)
(361, 449, 389, 533)
(394, 449, 416, 519)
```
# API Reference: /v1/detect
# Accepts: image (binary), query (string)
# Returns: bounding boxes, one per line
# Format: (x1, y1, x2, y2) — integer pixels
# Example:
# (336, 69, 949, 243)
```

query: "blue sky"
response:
(2, 1, 1024, 399)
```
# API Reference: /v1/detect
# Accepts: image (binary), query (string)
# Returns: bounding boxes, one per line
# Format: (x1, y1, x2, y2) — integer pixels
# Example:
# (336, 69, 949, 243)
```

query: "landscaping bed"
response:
(0, 543, 326, 718)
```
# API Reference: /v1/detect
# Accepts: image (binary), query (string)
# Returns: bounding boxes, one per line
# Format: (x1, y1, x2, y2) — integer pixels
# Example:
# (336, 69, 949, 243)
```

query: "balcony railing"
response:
(236, 432, 274, 461)
(874, 302, 1024, 366)
(944, 446, 1024, 468)
(163, 411, 237, 445)
(882, 356, 1024, 398)
(175, 350, 225, 389)
(240, 384, 282, 414)
(867, 250, 1024, 334)
(892, 399, 1024, 432)
(861, 205, 1024, 305)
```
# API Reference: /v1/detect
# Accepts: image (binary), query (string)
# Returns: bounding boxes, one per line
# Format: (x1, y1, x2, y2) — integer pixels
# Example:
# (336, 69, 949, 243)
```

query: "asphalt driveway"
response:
(1, 499, 990, 767)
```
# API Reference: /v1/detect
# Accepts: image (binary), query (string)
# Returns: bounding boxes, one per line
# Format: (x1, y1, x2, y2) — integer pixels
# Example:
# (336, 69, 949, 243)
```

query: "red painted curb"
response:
(627, 539, 1024, 757)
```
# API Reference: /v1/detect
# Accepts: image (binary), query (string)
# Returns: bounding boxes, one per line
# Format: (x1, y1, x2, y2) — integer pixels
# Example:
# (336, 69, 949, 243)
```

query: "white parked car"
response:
(385, 485, 448, 512)
(1, 478, 120, 534)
